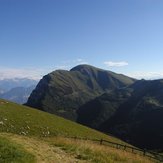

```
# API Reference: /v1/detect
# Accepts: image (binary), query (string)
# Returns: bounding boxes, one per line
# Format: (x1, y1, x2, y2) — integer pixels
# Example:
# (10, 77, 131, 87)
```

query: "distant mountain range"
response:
(0, 78, 37, 104)
(26, 64, 163, 150)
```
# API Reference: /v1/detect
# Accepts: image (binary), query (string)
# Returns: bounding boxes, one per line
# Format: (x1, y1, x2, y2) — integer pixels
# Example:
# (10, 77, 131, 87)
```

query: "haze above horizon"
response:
(0, 0, 163, 80)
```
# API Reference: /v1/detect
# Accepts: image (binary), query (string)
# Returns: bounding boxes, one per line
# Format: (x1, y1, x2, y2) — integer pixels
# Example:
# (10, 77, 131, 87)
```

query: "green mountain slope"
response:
(0, 99, 122, 142)
(26, 64, 135, 120)
(101, 79, 163, 150)
(77, 79, 163, 150)
(0, 99, 155, 163)
(77, 88, 132, 129)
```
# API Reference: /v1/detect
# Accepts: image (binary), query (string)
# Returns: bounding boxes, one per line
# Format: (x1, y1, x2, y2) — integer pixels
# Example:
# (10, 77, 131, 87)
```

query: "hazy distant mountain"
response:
(0, 78, 38, 92)
(0, 85, 36, 104)
(0, 88, 4, 94)
(26, 64, 135, 120)
(0, 78, 38, 104)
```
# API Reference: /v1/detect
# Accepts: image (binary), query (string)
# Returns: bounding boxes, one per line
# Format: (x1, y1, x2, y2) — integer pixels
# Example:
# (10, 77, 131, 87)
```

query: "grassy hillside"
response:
(0, 133, 154, 163)
(0, 99, 123, 143)
(0, 99, 156, 162)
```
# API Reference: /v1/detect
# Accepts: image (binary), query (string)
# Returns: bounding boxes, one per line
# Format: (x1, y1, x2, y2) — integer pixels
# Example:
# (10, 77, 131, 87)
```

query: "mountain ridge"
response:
(26, 64, 135, 120)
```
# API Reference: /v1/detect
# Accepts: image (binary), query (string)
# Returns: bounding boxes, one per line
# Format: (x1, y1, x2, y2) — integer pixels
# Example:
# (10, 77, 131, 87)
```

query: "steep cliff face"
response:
(26, 64, 135, 120)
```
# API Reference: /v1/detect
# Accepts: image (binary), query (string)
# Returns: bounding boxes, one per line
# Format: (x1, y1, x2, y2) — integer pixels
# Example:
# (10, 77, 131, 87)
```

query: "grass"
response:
(0, 136, 35, 163)
(0, 133, 154, 163)
(0, 99, 125, 143)
(47, 137, 154, 163)
(0, 99, 157, 162)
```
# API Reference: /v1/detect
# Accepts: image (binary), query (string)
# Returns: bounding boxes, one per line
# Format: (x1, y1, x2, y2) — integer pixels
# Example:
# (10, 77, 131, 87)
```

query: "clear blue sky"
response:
(0, 0, 163, 79)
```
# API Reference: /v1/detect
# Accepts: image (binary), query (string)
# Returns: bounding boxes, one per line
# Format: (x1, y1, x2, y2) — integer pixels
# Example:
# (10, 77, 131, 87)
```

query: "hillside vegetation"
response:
(0, 99, 154, 163)
(100, 80, 163, 150)
(0, 135, 35, 163)
(77, 79, 163, 150)
(0, 99, 123, 142)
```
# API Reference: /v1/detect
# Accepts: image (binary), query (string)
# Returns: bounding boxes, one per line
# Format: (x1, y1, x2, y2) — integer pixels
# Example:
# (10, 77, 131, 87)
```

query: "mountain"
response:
(0, 85, 36, 104)
(77, 88, 132, 129)
(0, 78, 38, 92)
(0, 88, 4, 94)
(26, 64, 135, 120)
(25, 65, 163, 150)
(99, 79, 163, 150)
(0, 78, 38, 104)
(77, 79, 163, 150)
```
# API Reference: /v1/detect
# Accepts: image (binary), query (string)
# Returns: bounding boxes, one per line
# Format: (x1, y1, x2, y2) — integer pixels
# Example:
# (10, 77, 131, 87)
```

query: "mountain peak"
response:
(70, 64, 100, 72)
(70, 64, 108, 77)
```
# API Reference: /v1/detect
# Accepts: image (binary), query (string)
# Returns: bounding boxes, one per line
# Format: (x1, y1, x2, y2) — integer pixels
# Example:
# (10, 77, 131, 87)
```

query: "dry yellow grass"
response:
(0, 133, 155, 163)
(0, 133, 86, 163)
(46, 137, 155, 163)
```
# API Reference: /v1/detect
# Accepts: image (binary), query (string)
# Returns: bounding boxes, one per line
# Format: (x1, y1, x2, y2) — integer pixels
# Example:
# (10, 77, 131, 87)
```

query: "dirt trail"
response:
(0, 133, 87, 163)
